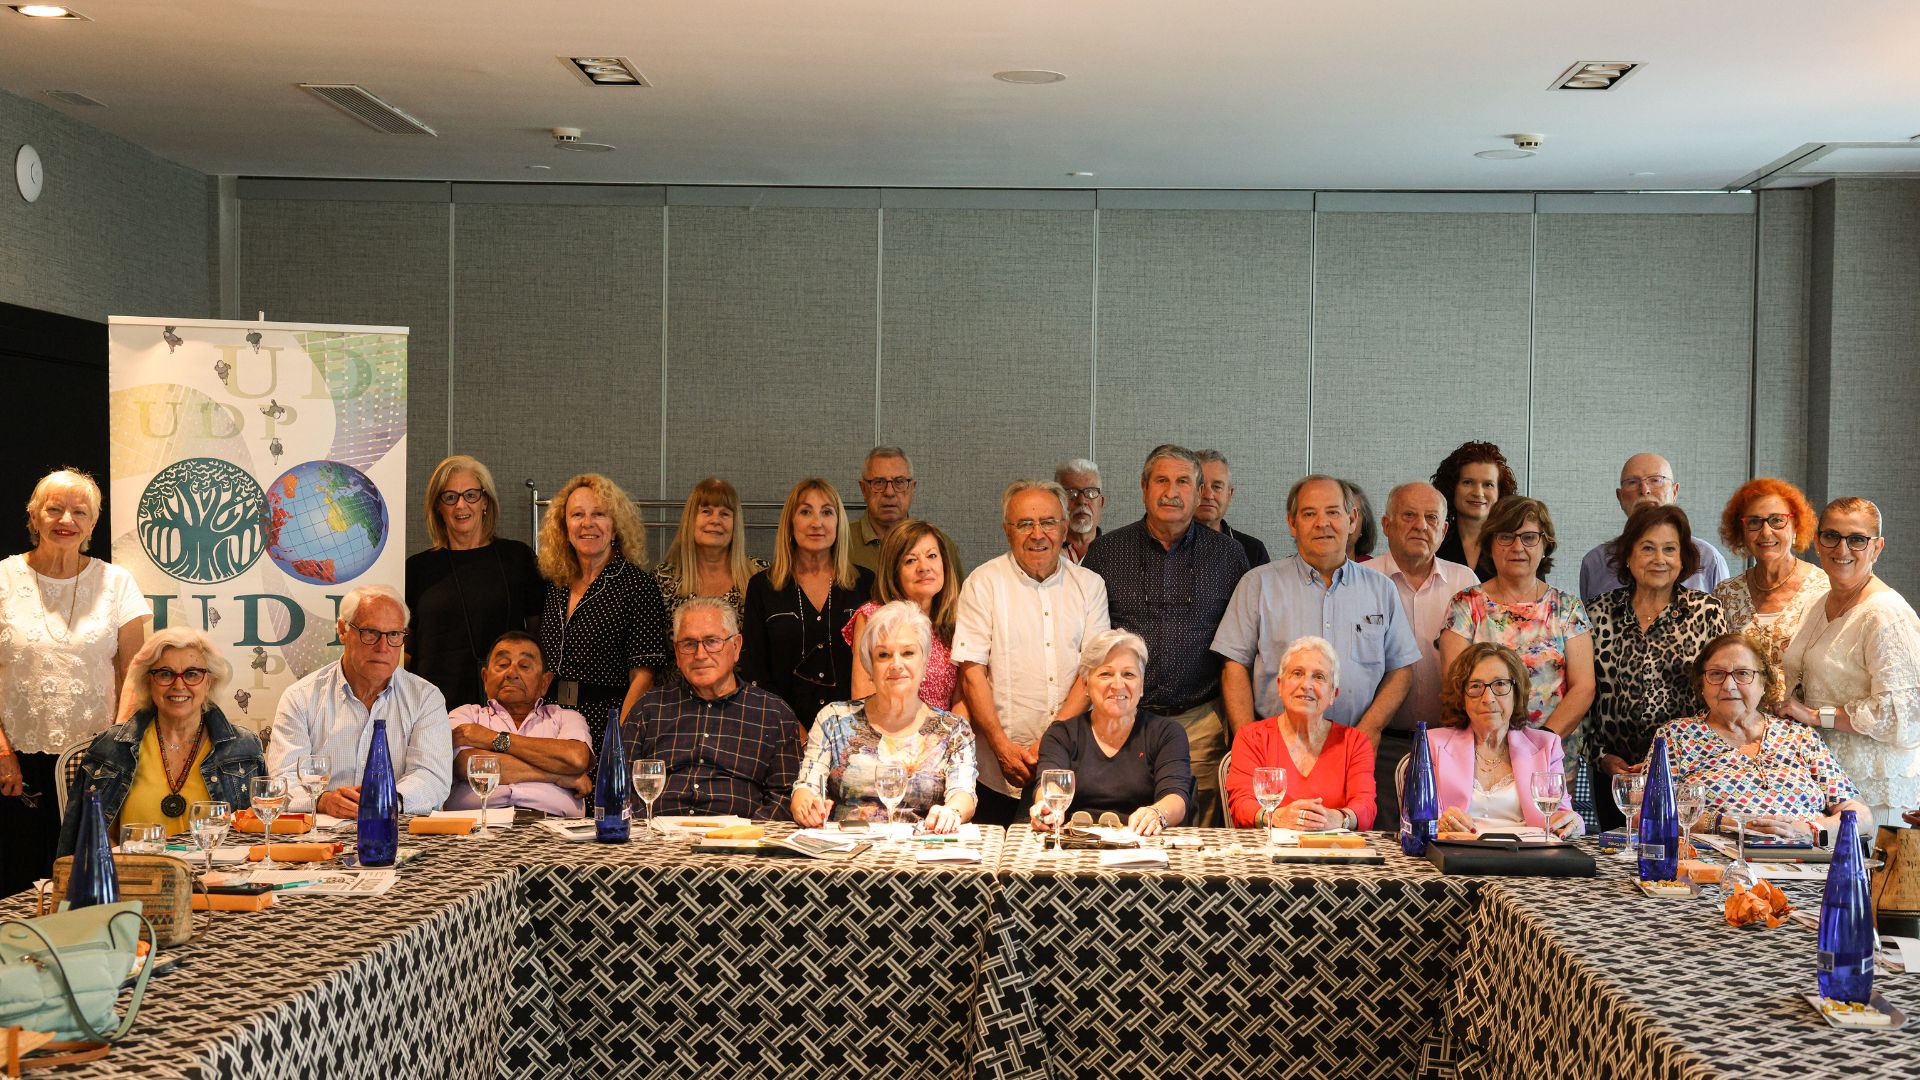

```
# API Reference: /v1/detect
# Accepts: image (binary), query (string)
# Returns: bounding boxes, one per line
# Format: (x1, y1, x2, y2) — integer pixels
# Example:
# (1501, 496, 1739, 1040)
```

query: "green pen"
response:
(267, 879, 322, 890)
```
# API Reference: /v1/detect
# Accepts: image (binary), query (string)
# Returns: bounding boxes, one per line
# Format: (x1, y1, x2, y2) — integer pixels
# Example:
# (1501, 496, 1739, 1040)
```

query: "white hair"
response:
(856, 600, 933, 677)
(340, 584, 409, 626)
(1278, 635, 1342, 690)
(1077, 628, 1149, 681)
(672, 595, 740, 639)
(1000, 479, 1070, 522)
(1055, 458, 1101, 482)
(120, 627, 233, 715)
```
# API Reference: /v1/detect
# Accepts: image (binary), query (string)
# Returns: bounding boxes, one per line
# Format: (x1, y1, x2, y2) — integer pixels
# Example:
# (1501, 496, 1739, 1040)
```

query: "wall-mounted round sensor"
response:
(16, 144, 42, 202)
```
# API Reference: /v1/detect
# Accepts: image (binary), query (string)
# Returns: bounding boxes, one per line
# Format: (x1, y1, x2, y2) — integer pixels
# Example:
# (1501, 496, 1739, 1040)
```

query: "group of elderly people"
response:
(0, 440, 1915, 894)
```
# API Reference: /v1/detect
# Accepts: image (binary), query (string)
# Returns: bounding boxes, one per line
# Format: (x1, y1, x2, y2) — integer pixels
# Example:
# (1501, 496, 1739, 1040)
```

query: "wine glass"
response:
(1252, 767, 1287, 846)
(295, 753, 331, 819)
(119, 823, 162, 855)
(1721, 809, 1755, 889)
(249, 776, 289, 869)
(467, 755, 501, 839)
(1038, 769, 1075, 853)
(1530, 771, 1567, 839)
(1675, 780, 1708, 863)
(873, 762, 909, 830)
(188, 800, 231, 876)
(631, 759, 665, 839)
(1610, 772, 1646, 828)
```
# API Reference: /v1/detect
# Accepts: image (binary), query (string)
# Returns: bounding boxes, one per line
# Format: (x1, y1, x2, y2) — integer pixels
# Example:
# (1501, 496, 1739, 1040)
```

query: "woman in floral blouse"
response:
(1659, 632, 1869, 839)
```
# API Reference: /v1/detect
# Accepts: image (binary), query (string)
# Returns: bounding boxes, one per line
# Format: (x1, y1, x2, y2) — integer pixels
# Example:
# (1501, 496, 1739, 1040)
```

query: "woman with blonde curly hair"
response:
(1710, 477, 1827, 692)
(743, 478, 873, 729)
(536, 473, 670, 748)
(653, 478, 766, 624)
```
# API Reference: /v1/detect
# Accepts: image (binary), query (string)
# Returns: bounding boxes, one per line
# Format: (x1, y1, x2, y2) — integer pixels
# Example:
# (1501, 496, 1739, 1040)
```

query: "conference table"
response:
(7, 823, 1914, 1079)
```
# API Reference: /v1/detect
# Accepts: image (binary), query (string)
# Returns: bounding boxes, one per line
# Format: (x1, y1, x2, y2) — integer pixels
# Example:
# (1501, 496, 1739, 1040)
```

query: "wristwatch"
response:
(490, 731, 513, 753)
(1817, 706, 1836, 729)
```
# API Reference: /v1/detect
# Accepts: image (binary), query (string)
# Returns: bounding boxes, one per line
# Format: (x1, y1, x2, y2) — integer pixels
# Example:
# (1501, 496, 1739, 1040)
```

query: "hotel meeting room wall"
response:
(224, 183, 1838, 597)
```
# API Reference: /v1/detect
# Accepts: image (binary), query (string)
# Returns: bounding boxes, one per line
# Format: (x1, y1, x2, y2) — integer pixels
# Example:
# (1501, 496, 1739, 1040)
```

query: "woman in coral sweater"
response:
(1226, 635, 1376, 831)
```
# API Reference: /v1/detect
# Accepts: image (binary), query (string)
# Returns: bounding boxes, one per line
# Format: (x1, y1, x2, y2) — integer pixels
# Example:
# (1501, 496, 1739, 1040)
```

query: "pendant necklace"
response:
(159, 724, 205, 819)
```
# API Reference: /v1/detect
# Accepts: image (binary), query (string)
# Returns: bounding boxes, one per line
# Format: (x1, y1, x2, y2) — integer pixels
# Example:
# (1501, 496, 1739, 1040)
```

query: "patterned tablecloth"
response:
(1456, 847, 1920, 1080)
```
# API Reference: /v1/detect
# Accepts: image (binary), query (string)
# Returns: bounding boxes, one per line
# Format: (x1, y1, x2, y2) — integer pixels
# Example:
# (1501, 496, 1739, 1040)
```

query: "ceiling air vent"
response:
(43, 89, 104, 107)
(1549, 61, 1641, 91)
(564, 56, 650, 87)
(297, 83, 437, 135)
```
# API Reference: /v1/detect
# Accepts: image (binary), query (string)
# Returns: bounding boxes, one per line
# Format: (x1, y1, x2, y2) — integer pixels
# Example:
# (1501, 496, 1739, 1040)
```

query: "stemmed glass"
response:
(249, 776, 290, 870)
(1675, 780, 1707, 860)
(1038, 769, 1075, 853)
(873, 763, 908, 832)
(631, 759, 665, 840)
(1610, 772, 1646, 827)
(295, 754, 331, 819)
(467, 755, 501, 839)
(1253, 767, 1288, 846)
(1531, 771, 1567, 840)
(188, 800, 231, 876)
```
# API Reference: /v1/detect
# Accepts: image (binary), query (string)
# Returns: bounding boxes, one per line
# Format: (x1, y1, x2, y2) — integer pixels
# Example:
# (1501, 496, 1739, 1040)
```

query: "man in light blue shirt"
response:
(1213, 475, 1420, 746)
(1577, 452, 1729, 600)
(268, 584, 453, 815)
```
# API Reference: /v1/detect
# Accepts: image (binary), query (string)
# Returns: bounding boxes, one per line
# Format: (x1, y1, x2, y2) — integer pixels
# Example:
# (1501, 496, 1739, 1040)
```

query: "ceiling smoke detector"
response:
(1477, 133, 1543, 160)
(551, 127, 615, 153)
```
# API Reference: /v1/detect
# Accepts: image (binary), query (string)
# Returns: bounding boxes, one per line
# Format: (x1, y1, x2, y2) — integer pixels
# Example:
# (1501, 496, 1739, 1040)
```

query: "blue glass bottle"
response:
(356, 716, 399, 867)
(1818, 809, 1875, 1004)
(67, 787, 119, 908)
(1636, 736, 1679, 882)
(1399, 722, 1438, 856)
(595, 705, 630, 844)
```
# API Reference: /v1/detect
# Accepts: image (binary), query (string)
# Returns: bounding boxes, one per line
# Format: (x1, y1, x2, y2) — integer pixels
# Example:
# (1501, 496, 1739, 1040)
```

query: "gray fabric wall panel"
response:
(665, 207, 877, 520)
(1531, 214, 1756, 593)
(236, 199, 450, 556)
(452, 204, 661, 548)
(1311, 212, 1533, 542)
(1095, 210, 1313, 550)
(1755, 190, 1811, 491)
(1820, 180, 1920, 595)
(881, 209, 1095, 568)
(0, 89, 211, 322)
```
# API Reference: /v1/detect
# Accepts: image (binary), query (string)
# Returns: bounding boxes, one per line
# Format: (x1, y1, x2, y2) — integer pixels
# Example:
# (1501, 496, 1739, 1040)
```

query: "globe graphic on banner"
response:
(262, 461, 388, 585)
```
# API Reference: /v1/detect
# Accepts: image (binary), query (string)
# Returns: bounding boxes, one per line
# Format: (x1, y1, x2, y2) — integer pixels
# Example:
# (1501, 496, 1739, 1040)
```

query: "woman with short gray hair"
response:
(1224, 635, 1378, 831)
(1026, 628, 1192, 835)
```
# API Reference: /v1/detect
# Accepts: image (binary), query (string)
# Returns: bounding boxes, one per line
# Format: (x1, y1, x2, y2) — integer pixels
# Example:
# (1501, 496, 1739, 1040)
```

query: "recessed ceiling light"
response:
(563, 56, 650, 88)
(1549, 60, 1640, 91)
(10, 5, 89, 18)
(1475, 149, 1535, 160)
(993, 69, 1066, 85)
(1067, 171, 1094, 177)
(527, 164, 553, 171)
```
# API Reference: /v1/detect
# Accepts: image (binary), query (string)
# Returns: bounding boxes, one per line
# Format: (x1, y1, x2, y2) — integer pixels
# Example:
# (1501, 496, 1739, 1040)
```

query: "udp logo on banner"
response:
(110, 317, 409, 731)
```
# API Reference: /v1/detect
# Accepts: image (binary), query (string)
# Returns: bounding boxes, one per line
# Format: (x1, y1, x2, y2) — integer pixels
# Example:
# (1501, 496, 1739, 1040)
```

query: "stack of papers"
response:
(914, 847, 983, 864)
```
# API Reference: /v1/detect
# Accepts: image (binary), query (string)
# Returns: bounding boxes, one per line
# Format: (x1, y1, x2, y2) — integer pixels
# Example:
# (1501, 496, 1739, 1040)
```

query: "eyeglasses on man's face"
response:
(863, 476, 915, 492)
(1618, 475, 1672, 493)
(348, 624, 408, 647)
(1816, 530, 1879, 551)
(1064, 487, 1103, 502)
(674, 634, 738, 656)
(437, 488, 486, 506)
(1008, 517, 1064, 534)
(148, 666, 210, 687)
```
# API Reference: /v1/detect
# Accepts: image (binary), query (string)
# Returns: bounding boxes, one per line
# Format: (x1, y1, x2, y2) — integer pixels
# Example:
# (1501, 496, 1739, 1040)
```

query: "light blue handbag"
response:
(0, 901, 155, 1045)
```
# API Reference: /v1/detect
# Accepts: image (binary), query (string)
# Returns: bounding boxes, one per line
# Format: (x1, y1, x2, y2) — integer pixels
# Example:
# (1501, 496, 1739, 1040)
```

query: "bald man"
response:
(1577, 452, 1729, 600)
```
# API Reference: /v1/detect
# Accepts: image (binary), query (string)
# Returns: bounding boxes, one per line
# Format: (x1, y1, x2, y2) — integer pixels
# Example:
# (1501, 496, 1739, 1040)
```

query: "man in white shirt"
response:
(1578, 452, 1729, 600)
(1367, 482, 1479, 829)
(953, 480, 1110, 825)
(269, 584, 453, 815)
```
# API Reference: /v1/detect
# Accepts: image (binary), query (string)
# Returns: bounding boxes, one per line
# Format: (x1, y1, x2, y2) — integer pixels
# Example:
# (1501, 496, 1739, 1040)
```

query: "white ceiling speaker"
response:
(551, 126, 615, 153)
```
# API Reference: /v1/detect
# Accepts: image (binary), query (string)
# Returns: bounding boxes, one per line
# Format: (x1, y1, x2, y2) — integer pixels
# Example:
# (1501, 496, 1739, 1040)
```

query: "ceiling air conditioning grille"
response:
(297, 83, 437, 136)
(43, 89, 105, 107)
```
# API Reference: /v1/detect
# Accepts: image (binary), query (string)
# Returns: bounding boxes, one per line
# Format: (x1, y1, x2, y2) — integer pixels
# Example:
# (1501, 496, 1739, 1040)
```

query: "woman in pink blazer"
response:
(1429, 642, 1583, 837)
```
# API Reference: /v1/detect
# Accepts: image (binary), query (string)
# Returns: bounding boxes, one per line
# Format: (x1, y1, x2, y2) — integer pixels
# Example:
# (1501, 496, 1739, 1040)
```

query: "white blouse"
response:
(1469, 774, 1528, 828)
(1781, 588, 1920, 816)
(0, 555, 149, 754)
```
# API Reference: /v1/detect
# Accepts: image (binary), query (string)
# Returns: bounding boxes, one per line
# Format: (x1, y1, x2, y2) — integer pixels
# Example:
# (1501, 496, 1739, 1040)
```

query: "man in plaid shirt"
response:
(623, 596, 804, 820)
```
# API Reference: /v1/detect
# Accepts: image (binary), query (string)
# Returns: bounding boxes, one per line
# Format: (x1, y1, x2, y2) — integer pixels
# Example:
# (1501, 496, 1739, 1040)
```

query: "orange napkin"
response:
(191, 891, 275, 912)
(232, 811, 314, 835)
(407, 817, 477, 835)
(245, 842, 341, 862)
(1300, 834, 1367, 848)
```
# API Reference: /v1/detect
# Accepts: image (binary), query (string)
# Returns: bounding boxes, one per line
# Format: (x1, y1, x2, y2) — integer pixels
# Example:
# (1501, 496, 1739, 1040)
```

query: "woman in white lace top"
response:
(1780, 497, 1920, 826)
(0, 469, 149, 895)
(1710, 478, 1828, 698)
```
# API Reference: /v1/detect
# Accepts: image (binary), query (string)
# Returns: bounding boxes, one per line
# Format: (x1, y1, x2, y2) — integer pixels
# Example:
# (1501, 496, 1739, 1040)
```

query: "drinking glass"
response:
(467, 754, 501, 838)
(295, 753, 331, 818)
(1674, 780, 1708, 859)
(631, 759, 665, 839)
(1610, 772, 1646, 830)
(1038, 769, 1075, 853)
(873, 762, 908, 829)
(119, 823, 162, 855)
(1531, 771, 1567, 837)
(1721, 810, 1755, 890)
(249, 776, 290, 869)
(1252, 767, 1287, 846)
(188, 800, 231, 876)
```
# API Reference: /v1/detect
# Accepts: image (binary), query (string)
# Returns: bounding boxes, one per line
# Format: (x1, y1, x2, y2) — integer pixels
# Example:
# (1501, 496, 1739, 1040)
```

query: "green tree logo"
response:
(137, 458, 268, 583)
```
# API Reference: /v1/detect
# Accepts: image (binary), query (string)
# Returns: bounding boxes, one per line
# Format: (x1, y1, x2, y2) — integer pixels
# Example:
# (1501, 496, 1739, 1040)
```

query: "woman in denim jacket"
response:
(58, 628, 263, 854)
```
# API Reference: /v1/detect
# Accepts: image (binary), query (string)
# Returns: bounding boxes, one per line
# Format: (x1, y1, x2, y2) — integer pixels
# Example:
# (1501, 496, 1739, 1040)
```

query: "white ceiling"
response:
(4, 0, 1919, 190)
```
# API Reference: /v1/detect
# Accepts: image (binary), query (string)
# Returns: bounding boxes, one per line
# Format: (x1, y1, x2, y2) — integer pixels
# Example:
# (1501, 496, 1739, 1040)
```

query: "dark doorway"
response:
(0, 302, 109, 551)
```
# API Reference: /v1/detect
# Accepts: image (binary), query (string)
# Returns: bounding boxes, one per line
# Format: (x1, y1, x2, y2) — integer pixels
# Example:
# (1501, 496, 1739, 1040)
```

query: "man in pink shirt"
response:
(446, 632, 594, 817)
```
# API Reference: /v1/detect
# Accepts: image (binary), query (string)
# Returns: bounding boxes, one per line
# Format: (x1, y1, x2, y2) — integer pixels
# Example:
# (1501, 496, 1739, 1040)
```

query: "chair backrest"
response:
(1395, 752, 1409, 802)
(55, 739, 92, 822)
(1216, 748, 1232, 826)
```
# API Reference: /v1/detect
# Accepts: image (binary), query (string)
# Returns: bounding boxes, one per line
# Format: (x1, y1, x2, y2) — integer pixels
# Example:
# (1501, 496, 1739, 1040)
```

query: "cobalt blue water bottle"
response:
(1636, 736, 1679, 882)
(1817, 809, 1875, 1004)
(356, 716, 399, 866)
(67, 787, 119, 908)
(1399, 722, 1438, 856)
(595, 705, 630, 843)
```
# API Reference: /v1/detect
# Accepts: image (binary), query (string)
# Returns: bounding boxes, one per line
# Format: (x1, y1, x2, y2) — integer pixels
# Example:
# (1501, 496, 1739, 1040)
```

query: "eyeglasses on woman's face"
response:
(438, 488, 486, 506)
(1463, 678, 1515, 698)
(1702, 668, 1760, 686)
(148, 667, 210, 687)
(1491, 530, 1544, 549)
(1815, 529, 1879, 551)
(1741, 514, 1790, 533)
